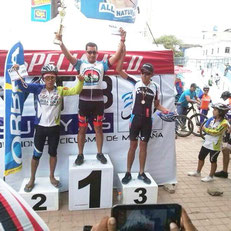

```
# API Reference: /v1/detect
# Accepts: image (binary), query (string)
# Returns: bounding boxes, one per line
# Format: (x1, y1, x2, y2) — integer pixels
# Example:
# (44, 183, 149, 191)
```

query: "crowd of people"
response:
(175, 71, 231, 182)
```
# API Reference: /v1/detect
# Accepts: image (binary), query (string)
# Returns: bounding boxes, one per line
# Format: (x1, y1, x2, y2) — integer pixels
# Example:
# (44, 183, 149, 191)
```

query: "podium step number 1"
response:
(69, 155, 113, 210)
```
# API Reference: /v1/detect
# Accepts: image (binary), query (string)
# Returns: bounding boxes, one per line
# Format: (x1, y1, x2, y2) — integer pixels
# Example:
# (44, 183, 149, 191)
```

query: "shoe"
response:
(163, 184, 176, 194)
(122, 172, 132, 184)
(214, 171, 228, 178)
(201, 176, 214, 182)
(51, 181, 62, 188)
(24, 183, 34, 193)
(137, 172, 151, 184)
(75, 154, 84, 165)
(96, 153, 107, 164)
(188, 171, 201, 177)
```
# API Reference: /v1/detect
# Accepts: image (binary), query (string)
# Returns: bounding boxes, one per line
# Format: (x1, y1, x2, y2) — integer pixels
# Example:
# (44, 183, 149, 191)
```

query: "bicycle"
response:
(158, 110, 194, 137)
(185, 102, 208, 137)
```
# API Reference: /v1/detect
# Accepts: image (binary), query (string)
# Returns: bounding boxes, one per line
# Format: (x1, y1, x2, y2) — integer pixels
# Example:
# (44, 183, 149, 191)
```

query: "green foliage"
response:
(156, 35, 183, 57)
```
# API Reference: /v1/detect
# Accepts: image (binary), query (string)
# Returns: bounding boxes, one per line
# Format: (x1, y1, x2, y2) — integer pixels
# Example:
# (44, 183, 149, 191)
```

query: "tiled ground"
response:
(38, 135, 231, 231)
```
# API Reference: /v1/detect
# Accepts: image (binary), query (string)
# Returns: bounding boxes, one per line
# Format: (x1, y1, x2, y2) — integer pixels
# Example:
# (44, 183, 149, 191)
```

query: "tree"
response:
(156, 35, 183, 57)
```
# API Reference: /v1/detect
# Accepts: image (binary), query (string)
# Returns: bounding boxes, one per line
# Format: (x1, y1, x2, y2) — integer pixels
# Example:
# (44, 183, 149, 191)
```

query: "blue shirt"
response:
(178, 89, 196, 107)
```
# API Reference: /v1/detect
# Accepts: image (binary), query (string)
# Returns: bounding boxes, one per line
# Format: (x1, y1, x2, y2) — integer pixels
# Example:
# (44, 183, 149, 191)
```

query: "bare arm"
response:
(155, 100, 169, 113)
(109, 28, 126, 66)
(115, 44, 129, 79)
(55, 33, 77, 66)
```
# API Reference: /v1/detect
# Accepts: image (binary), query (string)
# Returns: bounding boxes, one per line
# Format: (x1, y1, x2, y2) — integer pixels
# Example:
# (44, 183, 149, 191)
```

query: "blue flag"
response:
(4, 42, 25, 176)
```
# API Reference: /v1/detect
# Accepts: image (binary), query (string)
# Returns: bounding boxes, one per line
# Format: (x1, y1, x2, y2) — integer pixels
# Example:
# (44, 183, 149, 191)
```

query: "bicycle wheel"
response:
(175, 115, 194, 137)
(190, 113, 208, 137)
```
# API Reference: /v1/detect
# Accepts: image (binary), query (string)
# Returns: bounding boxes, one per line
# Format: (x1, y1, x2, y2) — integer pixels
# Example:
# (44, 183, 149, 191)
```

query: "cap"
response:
(141, 63, 154, 73)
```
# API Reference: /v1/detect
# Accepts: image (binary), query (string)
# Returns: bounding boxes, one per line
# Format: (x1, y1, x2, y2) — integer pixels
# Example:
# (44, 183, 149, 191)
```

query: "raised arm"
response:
(115, 44, 129, 79)
(109, 28, 126, 66)
(56, 33, 77, 66)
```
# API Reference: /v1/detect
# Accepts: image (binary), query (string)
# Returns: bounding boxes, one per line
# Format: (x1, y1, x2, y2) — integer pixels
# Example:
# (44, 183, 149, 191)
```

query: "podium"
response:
(69, 154, 113, 210)
(118, 172, 158, 204)
(19, 177, 59, 211)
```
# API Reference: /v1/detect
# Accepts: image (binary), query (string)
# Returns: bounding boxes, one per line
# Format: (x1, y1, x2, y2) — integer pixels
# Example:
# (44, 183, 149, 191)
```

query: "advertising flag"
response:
(4, 42, 25, 176)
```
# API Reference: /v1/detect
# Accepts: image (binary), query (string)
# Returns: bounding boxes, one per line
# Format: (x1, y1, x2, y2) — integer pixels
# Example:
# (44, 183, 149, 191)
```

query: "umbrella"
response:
(174, 66, 192, 74)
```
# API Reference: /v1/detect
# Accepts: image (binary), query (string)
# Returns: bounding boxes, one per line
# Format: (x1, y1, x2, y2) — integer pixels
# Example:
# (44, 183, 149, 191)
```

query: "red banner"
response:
(0, 50, 174, 77)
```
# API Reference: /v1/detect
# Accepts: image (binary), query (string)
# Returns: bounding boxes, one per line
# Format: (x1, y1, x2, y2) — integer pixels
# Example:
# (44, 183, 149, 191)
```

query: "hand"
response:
(55, 32, 63, 44)
(77, 74, 84, 82)
(91, 216, 116, 231)
(119, 27, 126, 42)
(170, 208, 197, 231)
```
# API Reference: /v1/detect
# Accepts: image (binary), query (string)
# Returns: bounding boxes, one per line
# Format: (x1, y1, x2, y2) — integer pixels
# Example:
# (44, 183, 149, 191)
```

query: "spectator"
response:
(188, 103, 229, 182)
(177, 83, 200, 117)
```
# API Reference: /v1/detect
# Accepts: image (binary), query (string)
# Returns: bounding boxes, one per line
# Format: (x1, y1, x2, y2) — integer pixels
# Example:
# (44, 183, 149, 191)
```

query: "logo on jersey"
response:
(83, 69, 100, 86)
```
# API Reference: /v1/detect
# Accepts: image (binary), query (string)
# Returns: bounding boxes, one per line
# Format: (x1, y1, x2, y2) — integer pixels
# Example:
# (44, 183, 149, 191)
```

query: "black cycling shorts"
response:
(129, 115, 152, 142)
(78, 100, 104, 126)
(198, 146, 220, 163)
(33, 125, 60, 159)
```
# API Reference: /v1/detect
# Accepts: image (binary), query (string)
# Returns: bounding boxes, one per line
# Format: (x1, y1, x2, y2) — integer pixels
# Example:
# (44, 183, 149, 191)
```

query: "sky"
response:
(1, 0, 230, 47)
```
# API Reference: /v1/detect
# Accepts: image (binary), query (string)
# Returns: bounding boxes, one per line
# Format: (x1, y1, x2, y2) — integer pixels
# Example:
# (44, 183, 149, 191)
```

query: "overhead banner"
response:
(4, 42, 25, 176)
(31, 0, 52, 22)
(0, 50, 174, 77)
(77, 0, 138, 23)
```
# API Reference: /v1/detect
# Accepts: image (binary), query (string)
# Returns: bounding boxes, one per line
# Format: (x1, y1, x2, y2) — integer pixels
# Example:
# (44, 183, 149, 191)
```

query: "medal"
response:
(141, 100, 145, 104)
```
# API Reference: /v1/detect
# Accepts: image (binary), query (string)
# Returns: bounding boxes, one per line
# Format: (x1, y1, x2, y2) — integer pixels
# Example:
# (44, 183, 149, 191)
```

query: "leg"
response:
(94, 125, 103, 154)
(49, 156, 59, 186)
(25, 158, 39, 190)
(25, 126, 46, 192)
(78, 126, 87, 155)
(197, 160, 205, 173)
(222, 147, 230, 172)
(210, 162, 217, 177)
(139, 141, 148, 174)
(127, 140, 138, 172)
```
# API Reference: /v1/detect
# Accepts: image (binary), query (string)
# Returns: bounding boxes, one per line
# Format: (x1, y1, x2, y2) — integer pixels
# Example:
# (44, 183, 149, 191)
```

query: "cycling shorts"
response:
(129, 115, 152, 142)
(78, 100, 104, 127)
(198, 146, 220, 163)
(33, 125, 60, 160)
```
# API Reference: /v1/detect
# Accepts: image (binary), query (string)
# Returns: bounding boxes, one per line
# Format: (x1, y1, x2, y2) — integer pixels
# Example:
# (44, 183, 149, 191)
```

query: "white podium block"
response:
(19, 177, 59, 211)
(69, 154, 113, 210)
(118, 172, 158, 204)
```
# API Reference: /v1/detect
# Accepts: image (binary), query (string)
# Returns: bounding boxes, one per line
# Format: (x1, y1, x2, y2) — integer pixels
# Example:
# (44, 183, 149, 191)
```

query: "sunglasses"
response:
(141, 70, 152, 76)
(86, 51, 98, 55)
(44, 76, 56, 81)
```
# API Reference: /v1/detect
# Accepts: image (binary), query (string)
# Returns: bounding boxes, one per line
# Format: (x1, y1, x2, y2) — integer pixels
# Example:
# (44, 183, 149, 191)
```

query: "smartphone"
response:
(111, 203, 182, 231)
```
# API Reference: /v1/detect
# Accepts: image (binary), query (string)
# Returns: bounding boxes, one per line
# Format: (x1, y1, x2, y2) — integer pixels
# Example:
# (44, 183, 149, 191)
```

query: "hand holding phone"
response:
(111, 204, 182, 231)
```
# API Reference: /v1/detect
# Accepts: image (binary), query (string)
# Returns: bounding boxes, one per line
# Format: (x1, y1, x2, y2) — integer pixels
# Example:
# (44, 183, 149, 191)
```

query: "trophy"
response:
(53, 0, 66, 45)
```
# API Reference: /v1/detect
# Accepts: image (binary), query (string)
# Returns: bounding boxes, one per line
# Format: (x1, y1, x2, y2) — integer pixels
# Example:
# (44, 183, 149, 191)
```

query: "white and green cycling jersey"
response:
(203, 117, 229, 151)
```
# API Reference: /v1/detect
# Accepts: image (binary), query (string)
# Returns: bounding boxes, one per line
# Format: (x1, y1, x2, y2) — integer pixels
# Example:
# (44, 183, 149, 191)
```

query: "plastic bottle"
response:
(117, 191, 123, 204)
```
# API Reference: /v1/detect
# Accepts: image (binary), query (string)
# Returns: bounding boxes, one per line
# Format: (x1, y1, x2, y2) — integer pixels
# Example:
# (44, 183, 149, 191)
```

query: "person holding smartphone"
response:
(18, 64, 84, 192)
(90, 207, 197, 231)
(116, 44, 169, 184)
(55, 28, 126, 166)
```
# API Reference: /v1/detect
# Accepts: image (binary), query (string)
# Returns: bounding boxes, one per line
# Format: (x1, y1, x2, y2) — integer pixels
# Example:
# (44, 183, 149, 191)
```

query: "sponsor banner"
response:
(4, 42, 25, 176)
(31, 0, 51, 22)
(0, 72, 176, 188)
(0, 50, 174, 77)
(77, 0, 138, 23)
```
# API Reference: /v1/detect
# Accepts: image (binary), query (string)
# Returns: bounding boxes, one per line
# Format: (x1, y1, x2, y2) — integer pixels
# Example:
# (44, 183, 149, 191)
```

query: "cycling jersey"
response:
(199, 94, 211, 110)
(74, 59, 109, 102)
(18, 80, 83, 127)
(203, 117, 229, 151)
(127, 76, 159, 118)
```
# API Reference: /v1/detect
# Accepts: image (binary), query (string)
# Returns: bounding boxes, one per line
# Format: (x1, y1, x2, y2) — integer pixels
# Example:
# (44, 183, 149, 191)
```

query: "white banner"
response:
(0, 74, 176, 190)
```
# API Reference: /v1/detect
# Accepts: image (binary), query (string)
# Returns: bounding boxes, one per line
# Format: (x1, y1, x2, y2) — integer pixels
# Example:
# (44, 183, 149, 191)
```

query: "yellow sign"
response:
(32, 0, 51, 6)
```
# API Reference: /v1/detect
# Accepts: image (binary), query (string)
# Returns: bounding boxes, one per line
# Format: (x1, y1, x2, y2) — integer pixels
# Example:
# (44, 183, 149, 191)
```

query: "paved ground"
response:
(38, 135, 231, 231)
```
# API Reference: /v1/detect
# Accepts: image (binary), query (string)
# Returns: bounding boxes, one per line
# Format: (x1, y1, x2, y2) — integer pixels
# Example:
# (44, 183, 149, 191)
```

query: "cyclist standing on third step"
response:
(177, 83, 200, 117)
